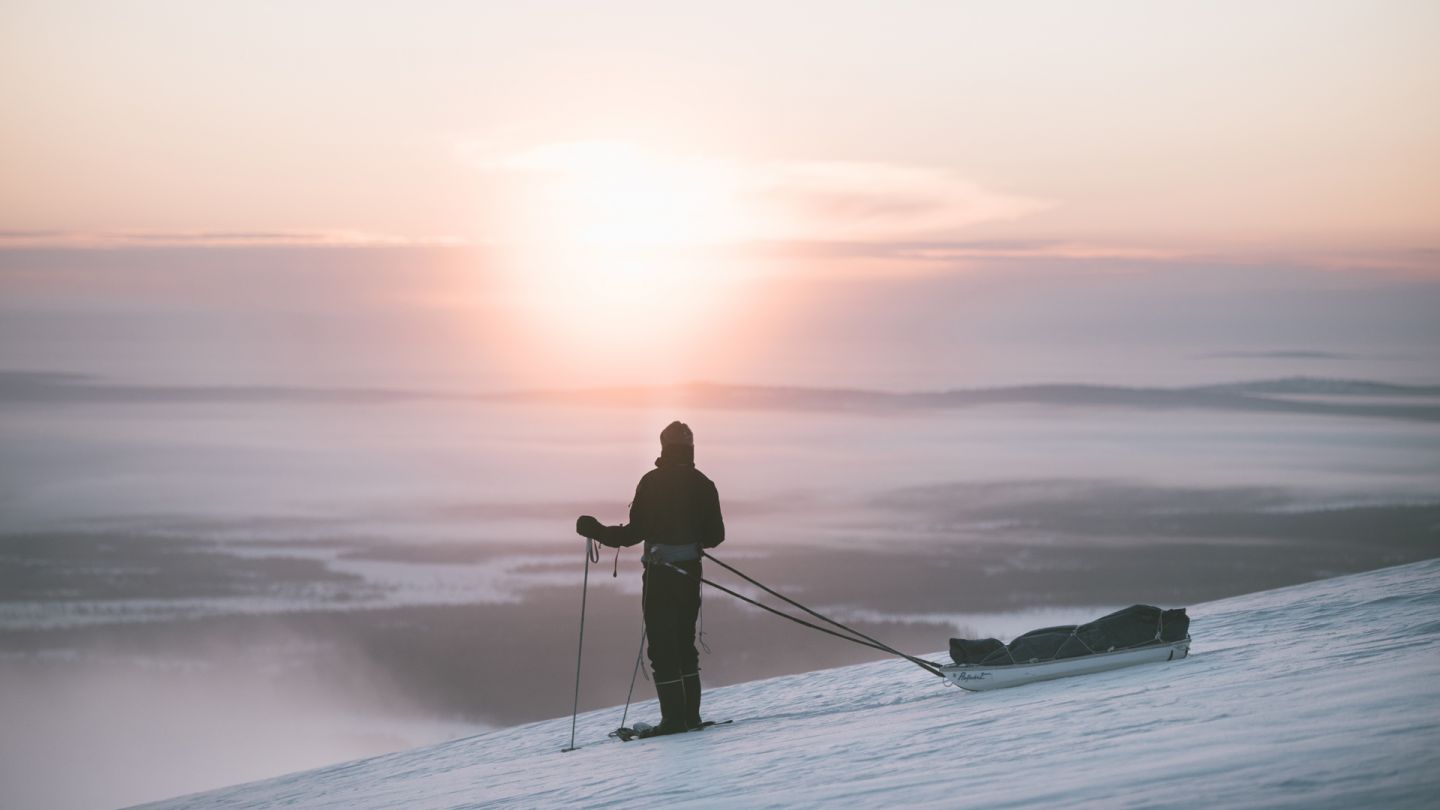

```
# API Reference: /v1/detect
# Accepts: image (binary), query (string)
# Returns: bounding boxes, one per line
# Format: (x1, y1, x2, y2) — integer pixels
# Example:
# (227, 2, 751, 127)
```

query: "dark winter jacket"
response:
(597, 445, 724, 558)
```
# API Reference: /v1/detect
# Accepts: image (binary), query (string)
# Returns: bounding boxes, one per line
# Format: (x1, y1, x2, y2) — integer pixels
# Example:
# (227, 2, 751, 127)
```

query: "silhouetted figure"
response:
(576, 421, 725, 736)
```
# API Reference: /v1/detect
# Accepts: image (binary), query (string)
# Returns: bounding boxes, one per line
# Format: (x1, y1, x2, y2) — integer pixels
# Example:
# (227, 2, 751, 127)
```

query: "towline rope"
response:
(655, 552, 945, 679)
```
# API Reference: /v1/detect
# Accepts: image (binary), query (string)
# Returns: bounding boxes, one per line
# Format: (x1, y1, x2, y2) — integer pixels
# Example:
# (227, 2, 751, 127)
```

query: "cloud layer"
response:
(463, 141, 1052, 244)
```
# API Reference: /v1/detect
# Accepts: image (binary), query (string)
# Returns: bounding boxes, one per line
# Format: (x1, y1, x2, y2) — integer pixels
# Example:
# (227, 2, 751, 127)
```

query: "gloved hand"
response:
(575, 515, 604, 540)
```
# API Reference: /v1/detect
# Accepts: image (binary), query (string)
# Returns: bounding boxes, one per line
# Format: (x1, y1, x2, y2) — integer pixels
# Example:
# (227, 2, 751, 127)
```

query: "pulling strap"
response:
(653, 555, 944, 679)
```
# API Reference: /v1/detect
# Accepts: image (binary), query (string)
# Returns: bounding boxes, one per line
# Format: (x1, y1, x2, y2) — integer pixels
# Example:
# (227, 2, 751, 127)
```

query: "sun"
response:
(483, 141, 752, 378)
(496, 141, 744, 250)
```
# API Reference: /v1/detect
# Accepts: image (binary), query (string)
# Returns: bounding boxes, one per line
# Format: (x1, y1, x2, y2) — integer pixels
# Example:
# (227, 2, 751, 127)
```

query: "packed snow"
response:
(137, 559, 1440, 809)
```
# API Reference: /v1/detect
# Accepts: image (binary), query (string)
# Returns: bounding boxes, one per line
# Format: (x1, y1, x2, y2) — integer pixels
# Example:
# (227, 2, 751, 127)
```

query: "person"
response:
(575, 420, 725, 736)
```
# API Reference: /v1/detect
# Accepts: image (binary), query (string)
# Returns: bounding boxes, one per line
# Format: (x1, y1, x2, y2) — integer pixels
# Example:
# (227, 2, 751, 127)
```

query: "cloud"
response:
(740, 160, 1051, 240)
(459, 140, 1053, 243)
(864, 239, 1190, 262)
(1200, 350, 1354, 361)
(0, 230, 463, 248)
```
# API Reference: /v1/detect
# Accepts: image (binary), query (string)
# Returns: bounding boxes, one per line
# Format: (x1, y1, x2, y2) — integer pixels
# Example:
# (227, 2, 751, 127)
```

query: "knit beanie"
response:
(660, 421, 694, 446)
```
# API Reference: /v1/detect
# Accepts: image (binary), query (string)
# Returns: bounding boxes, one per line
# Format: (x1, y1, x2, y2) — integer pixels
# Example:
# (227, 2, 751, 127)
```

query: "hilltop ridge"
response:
(138, 559, 1440, 809)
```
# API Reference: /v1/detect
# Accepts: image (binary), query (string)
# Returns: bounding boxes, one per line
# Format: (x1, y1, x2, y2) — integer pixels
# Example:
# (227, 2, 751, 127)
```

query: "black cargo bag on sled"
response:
(949, 605, 1190, 666)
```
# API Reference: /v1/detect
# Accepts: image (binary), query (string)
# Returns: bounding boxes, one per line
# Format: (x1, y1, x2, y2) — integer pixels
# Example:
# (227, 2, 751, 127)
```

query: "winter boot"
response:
(682, 672, 703, 729)
(645, 678, 689, 737)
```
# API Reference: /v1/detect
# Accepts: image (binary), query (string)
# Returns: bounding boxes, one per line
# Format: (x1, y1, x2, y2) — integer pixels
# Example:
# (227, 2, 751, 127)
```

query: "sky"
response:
(1, 0, 1438, 388)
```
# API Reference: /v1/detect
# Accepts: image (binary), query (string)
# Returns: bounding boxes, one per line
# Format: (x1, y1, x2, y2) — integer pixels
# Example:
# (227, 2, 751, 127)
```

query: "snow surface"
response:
(137, 559, 1440, 809)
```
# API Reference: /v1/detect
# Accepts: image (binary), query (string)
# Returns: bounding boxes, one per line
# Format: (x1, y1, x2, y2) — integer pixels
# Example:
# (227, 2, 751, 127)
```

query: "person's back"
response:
(630, 440, 724, 558)
(576, 420, 724, 736)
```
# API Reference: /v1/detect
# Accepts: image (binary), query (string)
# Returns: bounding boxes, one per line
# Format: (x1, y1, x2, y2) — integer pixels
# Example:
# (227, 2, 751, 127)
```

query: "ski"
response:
(612, 720, 732, 742)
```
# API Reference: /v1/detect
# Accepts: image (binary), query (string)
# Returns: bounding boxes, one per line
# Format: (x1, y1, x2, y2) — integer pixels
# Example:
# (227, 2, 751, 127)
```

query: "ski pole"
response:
(562, 537, 601, 752)
(617, 620, 647, 732)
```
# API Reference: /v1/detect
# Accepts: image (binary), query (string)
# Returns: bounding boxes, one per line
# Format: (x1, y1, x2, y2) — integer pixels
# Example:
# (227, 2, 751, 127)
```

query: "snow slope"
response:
(137, 559, 1440, 809)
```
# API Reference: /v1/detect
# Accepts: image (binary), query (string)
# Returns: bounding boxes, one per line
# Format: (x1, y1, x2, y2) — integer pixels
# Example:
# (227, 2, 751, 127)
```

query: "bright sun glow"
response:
(484, 142, 753, 377)
(498, 141, 745, 249)
(475, 139, 1047, 379)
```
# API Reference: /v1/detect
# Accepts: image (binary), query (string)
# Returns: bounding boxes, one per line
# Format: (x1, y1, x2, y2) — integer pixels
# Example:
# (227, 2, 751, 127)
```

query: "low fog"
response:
(4, 459, 1437, 807)
(0, 632, 481, 810)
(3, 247, 1438, 808)
(2, 246, 1438, 391)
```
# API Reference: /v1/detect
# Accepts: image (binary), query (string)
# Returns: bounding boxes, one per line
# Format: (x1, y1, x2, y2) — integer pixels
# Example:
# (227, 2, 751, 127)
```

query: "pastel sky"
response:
(4, 0, 1437, 249)
(1, 1, 1438, 389)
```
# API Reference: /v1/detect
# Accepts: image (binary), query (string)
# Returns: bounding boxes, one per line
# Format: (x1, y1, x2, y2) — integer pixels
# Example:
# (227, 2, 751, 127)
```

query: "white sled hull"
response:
(941, 638, 1190, 691)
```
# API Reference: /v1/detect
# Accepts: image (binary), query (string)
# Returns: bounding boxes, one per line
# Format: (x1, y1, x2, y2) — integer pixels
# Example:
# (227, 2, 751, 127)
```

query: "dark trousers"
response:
(642, 560, 701, 682)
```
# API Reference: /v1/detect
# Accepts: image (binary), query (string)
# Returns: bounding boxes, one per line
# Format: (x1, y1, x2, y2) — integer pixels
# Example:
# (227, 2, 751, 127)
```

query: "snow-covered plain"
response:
(138, 559, 1440, 809)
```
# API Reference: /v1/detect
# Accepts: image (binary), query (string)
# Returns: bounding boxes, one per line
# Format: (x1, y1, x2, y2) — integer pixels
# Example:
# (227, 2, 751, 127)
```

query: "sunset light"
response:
(3, 2, 1439, 807)
(489, 141, 745, 249)
(479, 141, 753, 372)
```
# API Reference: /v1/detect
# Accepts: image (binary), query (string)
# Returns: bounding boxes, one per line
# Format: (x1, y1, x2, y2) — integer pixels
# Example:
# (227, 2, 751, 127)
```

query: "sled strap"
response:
(654, 559, 944, 679)
(701, 552, 946, 678)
